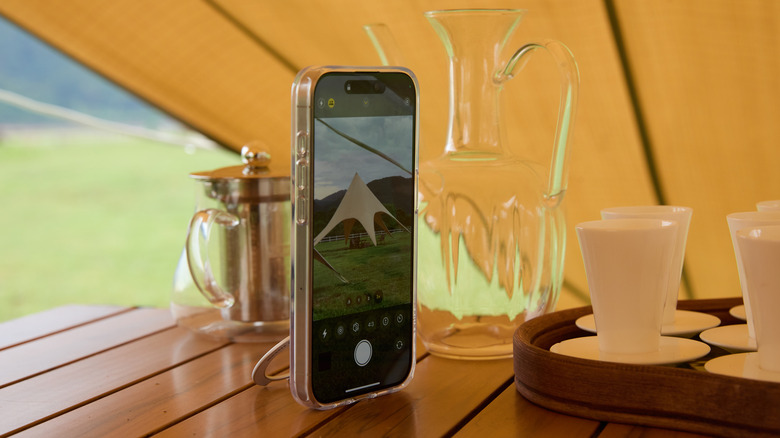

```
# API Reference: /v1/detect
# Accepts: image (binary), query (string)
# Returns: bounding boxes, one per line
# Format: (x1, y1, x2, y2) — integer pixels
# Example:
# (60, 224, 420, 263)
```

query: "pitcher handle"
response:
(185, 208, 239, 308)
(500, 39, 580, 204)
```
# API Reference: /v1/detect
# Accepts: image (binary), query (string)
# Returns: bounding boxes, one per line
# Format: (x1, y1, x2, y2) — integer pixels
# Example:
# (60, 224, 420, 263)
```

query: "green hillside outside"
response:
(0, 16, 239, 321)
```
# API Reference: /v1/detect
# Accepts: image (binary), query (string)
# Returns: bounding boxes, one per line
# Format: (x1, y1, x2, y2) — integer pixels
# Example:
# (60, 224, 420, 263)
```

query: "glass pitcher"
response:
(171, 142, 291, 342)
(369, 9, 579, 359)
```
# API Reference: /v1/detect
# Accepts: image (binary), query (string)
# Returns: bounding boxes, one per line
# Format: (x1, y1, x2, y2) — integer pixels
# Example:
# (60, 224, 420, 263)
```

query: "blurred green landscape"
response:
(0, 131, 238, 322)
(0, 16, 245, 322)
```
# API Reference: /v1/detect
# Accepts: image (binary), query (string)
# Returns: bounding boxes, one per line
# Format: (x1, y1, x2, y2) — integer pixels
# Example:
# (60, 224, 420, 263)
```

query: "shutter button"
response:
(354, 340, 372, 367)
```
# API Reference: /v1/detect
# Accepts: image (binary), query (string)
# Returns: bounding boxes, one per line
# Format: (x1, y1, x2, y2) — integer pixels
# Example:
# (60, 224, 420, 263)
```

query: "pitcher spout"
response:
(425, 9, 527, 155)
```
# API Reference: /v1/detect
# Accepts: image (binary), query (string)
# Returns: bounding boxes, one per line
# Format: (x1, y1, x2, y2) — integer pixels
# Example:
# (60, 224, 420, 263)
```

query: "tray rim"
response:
(514, 297, 780, 438)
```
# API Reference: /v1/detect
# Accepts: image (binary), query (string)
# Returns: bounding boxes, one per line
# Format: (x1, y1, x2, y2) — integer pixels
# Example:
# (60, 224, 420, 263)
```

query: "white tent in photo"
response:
(314, 172, 409, 246)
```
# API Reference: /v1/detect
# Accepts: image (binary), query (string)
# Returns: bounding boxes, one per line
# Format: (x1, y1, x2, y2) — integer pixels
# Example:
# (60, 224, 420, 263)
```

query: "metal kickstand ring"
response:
(251, 335, 290, 386)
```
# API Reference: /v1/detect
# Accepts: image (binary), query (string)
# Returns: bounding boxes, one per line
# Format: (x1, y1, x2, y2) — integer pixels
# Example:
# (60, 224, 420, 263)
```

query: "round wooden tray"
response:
(514, 297, 780, 437)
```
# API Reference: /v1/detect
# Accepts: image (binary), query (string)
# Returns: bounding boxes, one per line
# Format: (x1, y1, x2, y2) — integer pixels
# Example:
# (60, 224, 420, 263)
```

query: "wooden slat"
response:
(310, 355, 514, 436)
(0, 304, 127, 351)
(600, 423, 711, 438)
(153, 378, 340, 437)
(0, 305, 728, 437)
(0, 326, 227, 436)
(155, 336, 428, 436)
(13, 342, 272, 438)
(0, 307, 173, 387)
(454, 385, 601, 437)
(614, 0, 780, 301)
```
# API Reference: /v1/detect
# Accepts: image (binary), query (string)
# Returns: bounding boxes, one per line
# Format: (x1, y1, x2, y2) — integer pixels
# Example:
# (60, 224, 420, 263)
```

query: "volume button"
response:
(296, 131, 308, 158)
(295, 160, 308, 192)
(295, 159, 309, 224)
(296, 197, 307, 225)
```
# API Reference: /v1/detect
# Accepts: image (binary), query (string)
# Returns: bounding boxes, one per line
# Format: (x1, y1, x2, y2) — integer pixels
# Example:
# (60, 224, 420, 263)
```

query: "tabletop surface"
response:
(0, 305, 707, 437)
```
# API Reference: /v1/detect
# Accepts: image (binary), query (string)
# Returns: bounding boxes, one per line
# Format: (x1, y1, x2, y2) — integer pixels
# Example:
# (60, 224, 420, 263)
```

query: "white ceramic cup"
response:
(726, 211, 780, 340)
(601, 206, 691, 325)
(576, 219, 678, 354)
(757, 200, 780, 212)
(736, 225, 780, 372)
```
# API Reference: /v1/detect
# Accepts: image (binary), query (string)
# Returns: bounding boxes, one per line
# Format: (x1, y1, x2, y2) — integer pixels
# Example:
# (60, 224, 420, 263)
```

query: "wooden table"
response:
(0, 305, 707, 437)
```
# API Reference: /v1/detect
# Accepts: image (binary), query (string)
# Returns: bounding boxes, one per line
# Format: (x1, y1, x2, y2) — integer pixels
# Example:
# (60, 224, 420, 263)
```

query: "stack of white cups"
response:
(551, 207, 711, 365)
(573, 206, 719, 339)
(601, 207, 692, 328)
(725, 211, 780, 348)
(705, 214, 780, 381)
(701, 199, 780, 381)
(577, 218, 677, 355)
(736, 225, 780, 373)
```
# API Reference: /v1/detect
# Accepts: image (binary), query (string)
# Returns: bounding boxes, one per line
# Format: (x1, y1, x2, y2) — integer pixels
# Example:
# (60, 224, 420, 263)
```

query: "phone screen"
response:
(309, 72, 416, 403)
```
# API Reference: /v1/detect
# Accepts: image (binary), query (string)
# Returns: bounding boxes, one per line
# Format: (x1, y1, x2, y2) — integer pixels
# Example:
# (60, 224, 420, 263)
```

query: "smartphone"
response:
(289, 66, 418, 409)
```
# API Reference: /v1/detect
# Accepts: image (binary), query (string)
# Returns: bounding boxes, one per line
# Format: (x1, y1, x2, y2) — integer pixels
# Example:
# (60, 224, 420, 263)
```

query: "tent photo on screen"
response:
(314, 172, 410, 247)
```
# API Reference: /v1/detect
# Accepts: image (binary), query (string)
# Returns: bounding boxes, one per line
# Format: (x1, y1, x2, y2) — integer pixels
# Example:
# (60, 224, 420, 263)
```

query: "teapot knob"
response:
(241, 141, 271, 169)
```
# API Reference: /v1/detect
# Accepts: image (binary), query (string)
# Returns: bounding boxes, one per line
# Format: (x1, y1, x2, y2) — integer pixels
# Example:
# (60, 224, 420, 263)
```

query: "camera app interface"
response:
(311, 72, 415, 403)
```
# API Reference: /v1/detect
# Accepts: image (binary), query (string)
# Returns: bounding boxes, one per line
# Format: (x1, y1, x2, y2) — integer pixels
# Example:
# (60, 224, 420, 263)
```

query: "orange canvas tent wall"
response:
(1, 0, 779, 309)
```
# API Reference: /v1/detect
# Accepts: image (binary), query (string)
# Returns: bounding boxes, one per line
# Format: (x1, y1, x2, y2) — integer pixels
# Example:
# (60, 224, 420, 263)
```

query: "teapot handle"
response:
(500, 39, 580, 204)
(185, 208, 239, 308)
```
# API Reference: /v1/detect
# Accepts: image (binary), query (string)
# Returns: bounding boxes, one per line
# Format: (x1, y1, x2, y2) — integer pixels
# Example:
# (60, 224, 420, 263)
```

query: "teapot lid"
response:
(189, 140, 289, 181)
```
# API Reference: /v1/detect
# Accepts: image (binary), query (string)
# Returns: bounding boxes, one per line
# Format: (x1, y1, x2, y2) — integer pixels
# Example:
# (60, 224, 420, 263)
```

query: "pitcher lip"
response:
(424, 9, 527, 17)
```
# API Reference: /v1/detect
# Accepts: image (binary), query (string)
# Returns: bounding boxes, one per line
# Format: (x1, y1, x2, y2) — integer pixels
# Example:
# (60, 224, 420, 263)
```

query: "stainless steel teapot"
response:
(171, 142, 290, 342)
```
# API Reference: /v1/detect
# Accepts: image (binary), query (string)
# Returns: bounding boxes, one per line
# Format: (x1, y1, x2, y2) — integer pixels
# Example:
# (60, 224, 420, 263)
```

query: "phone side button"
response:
(296, 196, 307, 224)
(294, 160, 308, 192)
(296, 131, 308, 157)
(354, 339, 372, 367)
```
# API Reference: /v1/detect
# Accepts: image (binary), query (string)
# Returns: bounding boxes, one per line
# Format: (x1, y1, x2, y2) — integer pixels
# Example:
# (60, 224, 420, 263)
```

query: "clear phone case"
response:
(289, 66, 419, 409)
